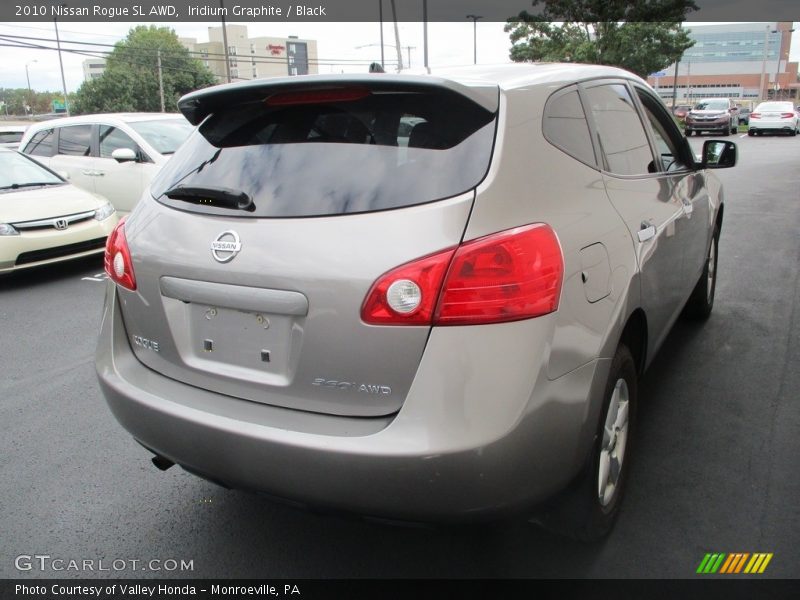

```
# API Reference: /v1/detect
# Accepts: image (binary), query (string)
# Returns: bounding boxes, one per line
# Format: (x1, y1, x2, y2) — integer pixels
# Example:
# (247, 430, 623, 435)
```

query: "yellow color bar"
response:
(747, 554, 765, 573)
(758, 553, 773, 574)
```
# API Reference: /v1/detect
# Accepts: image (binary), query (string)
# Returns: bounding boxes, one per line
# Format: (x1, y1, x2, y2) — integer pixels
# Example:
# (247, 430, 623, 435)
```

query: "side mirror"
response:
(701, 140, 737, 169)
(111, 148, 137, 163)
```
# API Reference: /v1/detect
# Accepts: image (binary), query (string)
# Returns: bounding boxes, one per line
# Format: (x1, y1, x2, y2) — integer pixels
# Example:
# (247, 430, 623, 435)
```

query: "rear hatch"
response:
(117, 76, 498, 417)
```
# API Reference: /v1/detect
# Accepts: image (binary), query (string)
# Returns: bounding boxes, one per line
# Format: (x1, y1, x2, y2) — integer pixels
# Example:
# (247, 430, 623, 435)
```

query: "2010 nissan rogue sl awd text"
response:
(95, 64, 736, 540)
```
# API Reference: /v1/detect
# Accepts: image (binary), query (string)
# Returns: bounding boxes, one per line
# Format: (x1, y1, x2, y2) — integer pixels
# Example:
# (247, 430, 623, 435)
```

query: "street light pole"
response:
(759, 25, 770, 102)
(466, 14, 483, 64)
(772, 25, 796, 101)
(25, 60, 37, 116)
(54, 6, 70, 116)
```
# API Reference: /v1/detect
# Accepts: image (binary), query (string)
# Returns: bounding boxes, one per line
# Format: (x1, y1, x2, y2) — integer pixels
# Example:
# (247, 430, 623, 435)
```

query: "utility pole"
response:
(772, 25, 796, 101)
(423, 0, 428, 70)
(671, 58, 679, 108)
(759, 25, 770, 102)
(25, 60, 37, 116)
(389, 0, 403, 71)
(54, 8, 70, 116)
(157, 49, 166, 112)
(405, 45, 415, 68)
(378, 0, 384, 70)
(220, 0, 231, 83)
(466, 14, 482, 64)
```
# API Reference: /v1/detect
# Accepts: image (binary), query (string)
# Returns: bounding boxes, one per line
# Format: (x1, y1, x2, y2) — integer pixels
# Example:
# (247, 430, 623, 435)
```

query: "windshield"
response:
(694, 100, 729, 111)
(0, 131, 25, 144)
(151, 87, 497, 218)
(0, 151, 63, 191)
(128, 119, 193, 155)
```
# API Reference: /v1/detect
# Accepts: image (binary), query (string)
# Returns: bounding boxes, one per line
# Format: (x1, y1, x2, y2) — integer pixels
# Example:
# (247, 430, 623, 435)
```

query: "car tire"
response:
(685, 129, 692, 137)
(748, 130, 754, 136)
(535, 344, 637, 542)
(683, 227, 719, 320)
(790, 129, 797, 137)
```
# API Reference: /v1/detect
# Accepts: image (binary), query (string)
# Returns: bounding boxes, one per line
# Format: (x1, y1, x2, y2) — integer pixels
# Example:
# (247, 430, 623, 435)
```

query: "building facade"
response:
(648, 22, 798, 106)
(82, 58, 107, 82)
(181, 25, 318, 83)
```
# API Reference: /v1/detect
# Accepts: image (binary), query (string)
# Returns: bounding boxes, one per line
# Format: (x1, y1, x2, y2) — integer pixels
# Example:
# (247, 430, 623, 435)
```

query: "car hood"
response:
(1, 184, 107, 224)
(690, 110, 727, 116)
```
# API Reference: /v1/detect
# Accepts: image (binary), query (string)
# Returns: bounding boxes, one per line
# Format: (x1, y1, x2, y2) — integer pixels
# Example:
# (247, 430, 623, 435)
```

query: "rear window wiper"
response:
(163, 185, 255, 212)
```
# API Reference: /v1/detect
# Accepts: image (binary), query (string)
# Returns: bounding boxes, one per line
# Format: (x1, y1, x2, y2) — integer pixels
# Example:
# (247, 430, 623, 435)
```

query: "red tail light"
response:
(780, 112, 795, 118)
(104, 217, 136, 291)
(361, 224, 563, 326)
(750, 113, 761, 119)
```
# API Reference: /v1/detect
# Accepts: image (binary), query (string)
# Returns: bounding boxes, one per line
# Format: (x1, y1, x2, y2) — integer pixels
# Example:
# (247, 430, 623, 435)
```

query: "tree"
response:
(73, 26, 215, 114)
(505, 0, 698, 78)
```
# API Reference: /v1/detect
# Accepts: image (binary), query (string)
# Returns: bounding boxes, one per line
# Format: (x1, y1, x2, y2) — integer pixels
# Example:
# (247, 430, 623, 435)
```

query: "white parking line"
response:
(739, 134, 748, 139)
(81, 272, 108, 282)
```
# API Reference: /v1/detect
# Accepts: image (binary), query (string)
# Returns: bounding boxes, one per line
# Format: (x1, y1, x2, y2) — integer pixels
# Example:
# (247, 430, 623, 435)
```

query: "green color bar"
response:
(697, 554, 713, 574)
(710, 553, 726, 573)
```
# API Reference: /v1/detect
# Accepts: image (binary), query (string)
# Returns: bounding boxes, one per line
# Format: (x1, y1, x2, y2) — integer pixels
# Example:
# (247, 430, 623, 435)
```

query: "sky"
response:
(0, 21, 514, 93)
(0, 21, 798, 95)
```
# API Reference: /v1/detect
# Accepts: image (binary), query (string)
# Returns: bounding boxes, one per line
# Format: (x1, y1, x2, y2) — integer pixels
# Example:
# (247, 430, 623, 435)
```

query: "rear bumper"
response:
(748, 121, 797, 131)
(96, 284, 609, 522)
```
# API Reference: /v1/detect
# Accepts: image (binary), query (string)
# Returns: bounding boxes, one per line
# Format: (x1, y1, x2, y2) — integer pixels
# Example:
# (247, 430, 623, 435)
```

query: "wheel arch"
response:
(619, 308, 648, 377)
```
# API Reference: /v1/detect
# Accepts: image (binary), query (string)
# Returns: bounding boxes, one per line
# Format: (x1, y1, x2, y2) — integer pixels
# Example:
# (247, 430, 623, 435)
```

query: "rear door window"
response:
(151, 87, 497, 218)
(57, 125, 93, 156)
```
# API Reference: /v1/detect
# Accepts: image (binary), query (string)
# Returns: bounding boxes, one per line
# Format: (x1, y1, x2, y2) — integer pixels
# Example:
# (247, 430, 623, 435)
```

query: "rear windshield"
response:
(150, 87, 497, 218)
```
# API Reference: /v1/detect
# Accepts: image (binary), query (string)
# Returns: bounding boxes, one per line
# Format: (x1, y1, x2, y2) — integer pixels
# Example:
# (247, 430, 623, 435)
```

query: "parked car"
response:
(0, 148, 117, 273)
(685, 98, 739, 136)
(96, 64, 736, 540)
(672, 104, 692, 121)
(737, 107, 751, 126)
(18, 113, 194, 214)
(747, 101, 800, 136)
(0, 124, 29, 149)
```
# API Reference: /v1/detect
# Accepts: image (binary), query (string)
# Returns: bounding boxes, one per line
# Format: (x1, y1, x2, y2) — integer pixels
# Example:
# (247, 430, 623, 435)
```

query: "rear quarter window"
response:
(151, 87, 497, 218)
(24, 129, 55, 157)
(543, 86, 596, 168)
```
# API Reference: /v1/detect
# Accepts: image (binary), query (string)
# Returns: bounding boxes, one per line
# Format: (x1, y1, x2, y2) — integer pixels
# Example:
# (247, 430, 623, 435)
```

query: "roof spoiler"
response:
(177, 74, 499, 125)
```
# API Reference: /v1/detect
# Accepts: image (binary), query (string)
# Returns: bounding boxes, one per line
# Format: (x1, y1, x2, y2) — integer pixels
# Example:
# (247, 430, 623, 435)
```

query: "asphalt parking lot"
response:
(1, 132, 799, 579)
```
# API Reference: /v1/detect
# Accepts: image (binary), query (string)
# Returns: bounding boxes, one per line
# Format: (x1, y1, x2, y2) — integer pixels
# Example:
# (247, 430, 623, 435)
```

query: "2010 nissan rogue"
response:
(95, 64, 736, 540)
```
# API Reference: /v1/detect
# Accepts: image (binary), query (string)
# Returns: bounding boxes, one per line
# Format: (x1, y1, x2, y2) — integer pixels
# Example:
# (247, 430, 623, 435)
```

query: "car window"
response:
(128, 119, 193, 155)
(583, 83, 653, 176)
(151, 87, 497, 218)
(636, 89, 690, 173)
(24, 129, 55, 157)
(694, 100, 729, 111)
(0, 131, 24, 144)
(543, 86, 596, 168)
(57, 125, 93, 156)
(0, 151, 63, 189)
(99, 125, 142, 159)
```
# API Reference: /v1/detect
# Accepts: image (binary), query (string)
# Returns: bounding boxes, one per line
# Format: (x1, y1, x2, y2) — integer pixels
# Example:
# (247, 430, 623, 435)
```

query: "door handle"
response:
(81, 170, 94, 176)
(682, 200, 694, 216)
(638, 221, 656, 243)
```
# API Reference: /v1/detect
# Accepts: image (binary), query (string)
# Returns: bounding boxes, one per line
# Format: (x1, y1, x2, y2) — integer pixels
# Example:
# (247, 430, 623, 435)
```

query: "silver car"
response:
(96, 64, 736, 540)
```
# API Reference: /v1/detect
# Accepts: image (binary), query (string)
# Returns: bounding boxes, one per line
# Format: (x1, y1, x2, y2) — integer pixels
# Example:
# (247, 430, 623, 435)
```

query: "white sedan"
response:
(0, 148, 118, 273)
(748, 101, 800, 136)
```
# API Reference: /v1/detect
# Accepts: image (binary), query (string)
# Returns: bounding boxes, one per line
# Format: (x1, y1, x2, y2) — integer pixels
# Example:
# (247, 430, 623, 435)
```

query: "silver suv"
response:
(96, 64, 736, 540)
